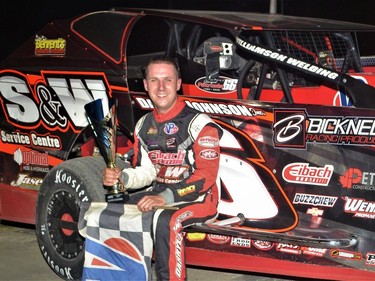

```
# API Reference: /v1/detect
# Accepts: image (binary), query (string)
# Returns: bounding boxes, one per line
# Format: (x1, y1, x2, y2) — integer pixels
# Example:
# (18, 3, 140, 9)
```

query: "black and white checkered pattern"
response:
(79, 202, 153, 281)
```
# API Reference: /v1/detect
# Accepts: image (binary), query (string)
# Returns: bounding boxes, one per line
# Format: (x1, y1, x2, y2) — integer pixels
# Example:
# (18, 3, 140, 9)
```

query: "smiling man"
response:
(103, 56, 222, 280)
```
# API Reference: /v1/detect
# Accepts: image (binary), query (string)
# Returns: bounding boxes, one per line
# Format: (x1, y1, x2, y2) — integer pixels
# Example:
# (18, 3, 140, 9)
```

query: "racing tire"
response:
(35, 156, 128, 280)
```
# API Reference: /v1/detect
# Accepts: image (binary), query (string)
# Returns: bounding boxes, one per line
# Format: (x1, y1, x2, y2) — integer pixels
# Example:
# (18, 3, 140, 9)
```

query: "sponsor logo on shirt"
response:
(148, 150, 185, 165)
(200, 149, 219, 160)
(198, 136, 220, 148)
(164, 123, 179, 134)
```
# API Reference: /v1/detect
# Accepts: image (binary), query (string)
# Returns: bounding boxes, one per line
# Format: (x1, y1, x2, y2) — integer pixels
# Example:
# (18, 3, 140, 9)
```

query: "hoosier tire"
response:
(35, 156, 128, 280)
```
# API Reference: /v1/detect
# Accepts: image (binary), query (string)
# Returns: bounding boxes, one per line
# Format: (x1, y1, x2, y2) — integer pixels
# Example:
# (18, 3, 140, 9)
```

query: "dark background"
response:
(0, 0, 372, 61)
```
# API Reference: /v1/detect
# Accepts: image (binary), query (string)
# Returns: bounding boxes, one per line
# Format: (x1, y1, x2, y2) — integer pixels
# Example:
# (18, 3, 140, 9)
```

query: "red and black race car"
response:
(0, 8, 375, 280)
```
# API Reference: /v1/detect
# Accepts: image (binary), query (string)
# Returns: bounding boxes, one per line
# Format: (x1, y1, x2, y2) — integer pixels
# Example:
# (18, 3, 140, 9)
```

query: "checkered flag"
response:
(78, 202, 153, 281)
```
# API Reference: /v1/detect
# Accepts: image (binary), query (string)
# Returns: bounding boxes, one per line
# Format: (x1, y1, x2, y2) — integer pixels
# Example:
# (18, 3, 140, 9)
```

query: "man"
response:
(103, 56, 222, 280)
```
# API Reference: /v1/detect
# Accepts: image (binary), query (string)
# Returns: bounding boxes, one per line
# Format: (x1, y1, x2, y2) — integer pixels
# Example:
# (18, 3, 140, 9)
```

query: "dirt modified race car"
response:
(1, 8, 375, 280)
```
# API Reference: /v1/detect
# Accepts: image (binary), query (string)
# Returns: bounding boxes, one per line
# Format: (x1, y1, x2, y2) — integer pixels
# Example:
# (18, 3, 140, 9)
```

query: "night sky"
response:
(0, 0, 372, 61)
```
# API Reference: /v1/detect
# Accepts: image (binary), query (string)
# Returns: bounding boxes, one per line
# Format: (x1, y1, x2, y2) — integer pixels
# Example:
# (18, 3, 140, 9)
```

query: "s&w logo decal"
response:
(0, 70, 111, 132)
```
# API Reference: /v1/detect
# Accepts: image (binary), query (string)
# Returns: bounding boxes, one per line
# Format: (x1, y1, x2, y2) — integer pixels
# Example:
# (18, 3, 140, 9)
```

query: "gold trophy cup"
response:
(85, 98, 129, 203)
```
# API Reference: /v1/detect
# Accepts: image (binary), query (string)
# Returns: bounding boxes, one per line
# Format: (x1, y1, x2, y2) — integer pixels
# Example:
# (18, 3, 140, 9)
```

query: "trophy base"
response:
(105, 192, 129, 203)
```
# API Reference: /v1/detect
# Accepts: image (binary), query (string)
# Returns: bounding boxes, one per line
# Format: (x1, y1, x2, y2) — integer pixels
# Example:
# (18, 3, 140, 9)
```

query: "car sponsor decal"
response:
(186, 233, 206, 242)
(1, 130, 61, 149)
(252, 240, 274, 251)
(207, 234, 231, 244)
(343, 196, 375, 219)
(10, 173, 44, 189)
(301, 247, 327, 257)
(0, 70, 111, 133)
(305, 116, 375, 145)
(306, 207, 324, 228)
(185, 100, 266, 117)
(306, 207, 324, 217)
(236, 34, 340, 83)
(134, 97, 154, 109)
(14, 148, 50, 173)
(273, 109, 375, 148)
(133, 96, 266, 118)
(35, 35, 66, 56)
(230, 237, 251, 248)
(273, 109, 306, 148)
(330, 249, 362, 260)
(1, 130, 30, 146)
(13, 148, 49, 166)
(283, 163, 333, 186)
(194, 76, 237, 94)
(366, 253, 375, 266)
(276, 243, 301, 255)
(293, 193, 337, 207)
(340, 168, 375, 191)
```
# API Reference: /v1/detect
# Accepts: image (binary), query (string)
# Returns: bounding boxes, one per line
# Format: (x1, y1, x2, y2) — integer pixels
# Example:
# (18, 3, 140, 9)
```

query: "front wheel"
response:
(35, 156, 127, 280)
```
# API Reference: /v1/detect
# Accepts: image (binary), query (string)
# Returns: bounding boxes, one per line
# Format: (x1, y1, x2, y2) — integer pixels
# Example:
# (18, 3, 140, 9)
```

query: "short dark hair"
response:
(143, 56, 180, 78)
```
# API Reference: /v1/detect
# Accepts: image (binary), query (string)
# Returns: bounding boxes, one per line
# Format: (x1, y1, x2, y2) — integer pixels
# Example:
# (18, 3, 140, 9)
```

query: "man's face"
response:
(143, 63, 181, 114)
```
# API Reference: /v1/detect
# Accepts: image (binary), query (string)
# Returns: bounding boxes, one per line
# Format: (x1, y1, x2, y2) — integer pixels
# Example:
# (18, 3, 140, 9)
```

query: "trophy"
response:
(84, 98, 129, 203)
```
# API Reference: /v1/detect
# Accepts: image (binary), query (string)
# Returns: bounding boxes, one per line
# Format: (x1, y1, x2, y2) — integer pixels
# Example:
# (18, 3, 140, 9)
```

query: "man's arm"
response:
(103, 115, 157, 190)
(102, 143, 156, 189)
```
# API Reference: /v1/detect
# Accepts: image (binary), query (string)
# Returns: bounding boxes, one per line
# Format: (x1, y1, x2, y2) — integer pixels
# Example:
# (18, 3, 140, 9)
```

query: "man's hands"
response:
(103, 167, 121, 186)
(102, 167, 167, 212)
(137, 195, 166, 212)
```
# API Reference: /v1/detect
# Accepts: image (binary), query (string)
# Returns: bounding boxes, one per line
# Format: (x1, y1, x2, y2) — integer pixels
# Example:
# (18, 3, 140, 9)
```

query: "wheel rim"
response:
(47, 190, 84, 259)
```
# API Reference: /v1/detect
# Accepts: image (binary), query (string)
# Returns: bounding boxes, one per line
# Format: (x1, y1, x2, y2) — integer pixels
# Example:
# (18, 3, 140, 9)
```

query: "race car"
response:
(0, 8, 375, 280)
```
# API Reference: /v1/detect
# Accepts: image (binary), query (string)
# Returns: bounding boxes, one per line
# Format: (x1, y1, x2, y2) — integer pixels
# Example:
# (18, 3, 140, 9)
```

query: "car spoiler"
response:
(235, 33, 375, 109)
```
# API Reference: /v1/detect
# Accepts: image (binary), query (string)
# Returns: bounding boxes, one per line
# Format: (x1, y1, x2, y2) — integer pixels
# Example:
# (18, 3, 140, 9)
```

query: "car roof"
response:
(113, 8, 375, 31)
